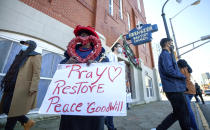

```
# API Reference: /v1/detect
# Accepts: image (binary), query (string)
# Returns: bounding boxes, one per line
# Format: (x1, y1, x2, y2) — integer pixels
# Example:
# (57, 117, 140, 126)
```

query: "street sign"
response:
(126, 24, 158, 46)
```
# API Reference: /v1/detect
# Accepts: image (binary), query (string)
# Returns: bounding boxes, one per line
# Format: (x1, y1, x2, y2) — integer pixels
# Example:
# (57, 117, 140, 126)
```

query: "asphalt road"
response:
(198, 95, 210, 127)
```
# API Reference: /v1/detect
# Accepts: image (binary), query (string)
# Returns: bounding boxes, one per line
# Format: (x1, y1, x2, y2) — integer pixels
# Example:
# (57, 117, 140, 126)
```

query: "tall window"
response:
(127, 13, 131, 31)
(137, 0, 141, 12)
(119, 0, 123, 19)
(37, 50, 63, 107)
(109, 0, 113, 16)
(145, 76, 154, 97)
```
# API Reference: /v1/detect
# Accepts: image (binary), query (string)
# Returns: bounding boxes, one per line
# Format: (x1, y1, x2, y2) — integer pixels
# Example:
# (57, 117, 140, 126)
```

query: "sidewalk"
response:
(0, 101, 205, 130)
(112, 101, 204, 130)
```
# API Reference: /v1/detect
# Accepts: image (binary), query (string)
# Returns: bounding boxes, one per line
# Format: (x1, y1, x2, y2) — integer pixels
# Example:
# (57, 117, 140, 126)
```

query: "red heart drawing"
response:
(67, 36, 102, 63)
(108, 66, 122, 82)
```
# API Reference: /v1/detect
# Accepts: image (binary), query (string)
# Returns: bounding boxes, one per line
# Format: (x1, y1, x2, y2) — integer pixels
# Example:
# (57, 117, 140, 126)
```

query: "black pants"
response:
(157, 92, 191, 130)
(5, 115, 29, 130)
(59, 115, 104, 130)
(3, 92, 29, 130)
(105, 116, 115, 130)
(195, 94, 205, 104)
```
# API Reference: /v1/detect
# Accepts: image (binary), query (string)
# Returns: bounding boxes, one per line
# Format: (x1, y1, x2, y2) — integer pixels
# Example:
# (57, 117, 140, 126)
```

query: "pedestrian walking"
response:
(152, 38, 191, 130)
(59, 25, 109, 130)
(194, 82, 205, 104)
(177, 59, 198, 130)
(0, 40, 42, 130)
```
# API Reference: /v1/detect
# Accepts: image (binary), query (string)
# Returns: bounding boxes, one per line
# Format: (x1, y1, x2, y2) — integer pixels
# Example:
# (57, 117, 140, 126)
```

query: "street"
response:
(198, 95, 210, 128)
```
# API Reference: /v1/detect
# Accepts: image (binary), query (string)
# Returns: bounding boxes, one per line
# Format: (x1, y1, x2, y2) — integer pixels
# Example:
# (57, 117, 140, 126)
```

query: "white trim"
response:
(0, 31, 64, 55)
(0, 110, 39, 119)
(40, 77, 52, 80)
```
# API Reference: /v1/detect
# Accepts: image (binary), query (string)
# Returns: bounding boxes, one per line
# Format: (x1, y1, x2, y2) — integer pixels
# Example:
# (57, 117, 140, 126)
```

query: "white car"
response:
(204, 90, 210, 96)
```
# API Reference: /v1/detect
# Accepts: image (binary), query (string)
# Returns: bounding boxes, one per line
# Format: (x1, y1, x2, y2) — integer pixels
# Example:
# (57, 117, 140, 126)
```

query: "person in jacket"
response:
(194, 82, 205, 104)
(177, 59, 198, 130)
(0, 40, 42, 130)
(154, 38, 191, 130)
(59, 25, 109, 130)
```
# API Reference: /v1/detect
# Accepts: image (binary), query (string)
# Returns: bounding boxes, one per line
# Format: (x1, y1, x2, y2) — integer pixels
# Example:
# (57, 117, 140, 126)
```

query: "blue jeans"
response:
(185, 94, 199, 130)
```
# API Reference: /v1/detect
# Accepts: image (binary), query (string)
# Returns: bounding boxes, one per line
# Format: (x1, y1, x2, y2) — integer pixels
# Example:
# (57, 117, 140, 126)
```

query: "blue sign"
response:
(126, 24, 158, 46)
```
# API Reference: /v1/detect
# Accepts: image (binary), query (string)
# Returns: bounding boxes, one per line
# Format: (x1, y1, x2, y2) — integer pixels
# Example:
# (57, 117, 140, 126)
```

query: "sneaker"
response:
(151, 128, 156, 130)
(24, 119, 35, 130)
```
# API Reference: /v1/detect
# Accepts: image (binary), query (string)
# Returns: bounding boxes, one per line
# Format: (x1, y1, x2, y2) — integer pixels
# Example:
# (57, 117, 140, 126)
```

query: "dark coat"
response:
(195, 83, 202, 95)
(158, 49, 186, 92)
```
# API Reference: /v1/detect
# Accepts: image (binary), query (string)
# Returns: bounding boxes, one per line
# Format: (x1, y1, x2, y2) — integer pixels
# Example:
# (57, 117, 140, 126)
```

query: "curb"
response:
(196, 103, 210, 130)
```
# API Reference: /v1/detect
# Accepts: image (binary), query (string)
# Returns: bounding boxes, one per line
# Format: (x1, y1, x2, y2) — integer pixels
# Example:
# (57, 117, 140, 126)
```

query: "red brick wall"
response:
(20, 0, 96, 27)
(19, 0, 154, 68)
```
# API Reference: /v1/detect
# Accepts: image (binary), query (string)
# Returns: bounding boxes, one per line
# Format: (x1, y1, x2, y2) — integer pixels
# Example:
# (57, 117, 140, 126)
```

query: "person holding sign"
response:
(0, 40, 42, 130)
(59, 25, 109, 130)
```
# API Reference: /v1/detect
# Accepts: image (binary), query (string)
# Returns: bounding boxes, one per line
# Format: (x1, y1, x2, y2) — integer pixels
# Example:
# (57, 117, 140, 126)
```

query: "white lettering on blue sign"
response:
(126, 24, 158, 46)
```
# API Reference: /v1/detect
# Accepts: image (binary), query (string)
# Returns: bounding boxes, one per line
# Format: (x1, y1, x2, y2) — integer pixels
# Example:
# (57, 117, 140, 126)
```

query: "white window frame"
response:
(145, 76, 154, 97)
(119, 0, 123, 19)
(127, 13, 131, 31)
(109, 0, 114, 16)
(137, 0, 141, 12)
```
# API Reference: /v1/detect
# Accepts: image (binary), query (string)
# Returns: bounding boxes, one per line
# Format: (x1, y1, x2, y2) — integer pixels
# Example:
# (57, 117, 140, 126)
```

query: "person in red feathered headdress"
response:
(74, 25, 100, 39)
(60, 25, 109, 65)
(59, 25, 109, 130)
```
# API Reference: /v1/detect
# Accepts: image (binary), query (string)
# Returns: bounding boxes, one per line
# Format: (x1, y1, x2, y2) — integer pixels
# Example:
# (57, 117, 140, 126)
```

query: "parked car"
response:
(204, 90, 210, 96)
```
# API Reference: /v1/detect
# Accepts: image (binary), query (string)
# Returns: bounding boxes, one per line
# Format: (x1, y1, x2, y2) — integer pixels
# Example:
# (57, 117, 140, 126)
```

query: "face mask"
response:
(169, 45, 174, 51)
(117, 47, 123, 53)
(21, 44, 28, 51)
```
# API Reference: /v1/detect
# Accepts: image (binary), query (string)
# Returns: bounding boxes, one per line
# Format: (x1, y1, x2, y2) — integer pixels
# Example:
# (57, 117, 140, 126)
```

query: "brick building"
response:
(0, 0, 160, 123)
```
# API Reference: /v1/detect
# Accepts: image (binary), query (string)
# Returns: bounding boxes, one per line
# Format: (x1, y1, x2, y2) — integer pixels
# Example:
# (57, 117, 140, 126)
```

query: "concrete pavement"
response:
(198, 95, 210, 130)
(0, 100, 206, 130)
(112, 101, 204, 130)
